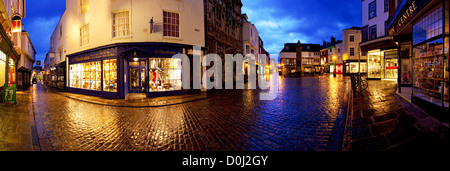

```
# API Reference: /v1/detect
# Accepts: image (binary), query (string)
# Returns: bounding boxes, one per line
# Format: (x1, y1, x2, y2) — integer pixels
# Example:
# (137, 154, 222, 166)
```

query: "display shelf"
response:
(413, 39, 449, 109)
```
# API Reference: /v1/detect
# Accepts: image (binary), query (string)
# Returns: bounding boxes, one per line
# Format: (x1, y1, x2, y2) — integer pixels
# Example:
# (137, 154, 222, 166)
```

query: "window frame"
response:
(80, 24, 90, 47)
(369, 0, 377, 19)
(384, 0, 389, 13)
(349, 35, 355, 42)
(81, 0, 89, 15)
(350, 47, 355, 56)
(369, 25, 377, 40)
(112, 10, 131, 38)
(163, 10, 181, 38)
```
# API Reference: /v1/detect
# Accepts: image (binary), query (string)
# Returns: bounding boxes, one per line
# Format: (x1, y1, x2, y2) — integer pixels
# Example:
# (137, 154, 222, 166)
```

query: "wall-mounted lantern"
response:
(12, 16, 22, 33)
(149, 17, 154, 34)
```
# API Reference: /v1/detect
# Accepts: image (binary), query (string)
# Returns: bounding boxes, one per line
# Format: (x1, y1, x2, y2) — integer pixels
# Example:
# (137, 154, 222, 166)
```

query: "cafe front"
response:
(67, 43, 199, 99)
(388, 0, 449, 119)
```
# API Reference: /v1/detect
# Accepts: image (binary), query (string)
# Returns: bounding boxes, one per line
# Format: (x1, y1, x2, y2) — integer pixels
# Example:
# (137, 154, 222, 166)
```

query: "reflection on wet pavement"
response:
(33, 75, 350, 151)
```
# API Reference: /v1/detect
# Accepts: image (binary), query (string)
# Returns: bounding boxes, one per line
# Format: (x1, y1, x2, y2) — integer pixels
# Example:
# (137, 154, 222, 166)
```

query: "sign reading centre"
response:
(387, 0, 432, 36)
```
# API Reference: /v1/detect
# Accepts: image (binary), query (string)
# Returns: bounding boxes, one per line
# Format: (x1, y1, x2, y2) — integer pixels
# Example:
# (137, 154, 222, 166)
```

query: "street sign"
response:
(2, 84, 16, 104)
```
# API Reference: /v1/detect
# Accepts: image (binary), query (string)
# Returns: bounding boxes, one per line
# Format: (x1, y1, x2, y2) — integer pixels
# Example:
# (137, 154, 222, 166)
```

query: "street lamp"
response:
(333, 55, 337, 77)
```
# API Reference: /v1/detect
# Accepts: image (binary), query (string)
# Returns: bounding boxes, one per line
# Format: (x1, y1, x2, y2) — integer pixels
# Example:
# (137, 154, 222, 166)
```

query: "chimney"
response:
(331, 36, 336, 44)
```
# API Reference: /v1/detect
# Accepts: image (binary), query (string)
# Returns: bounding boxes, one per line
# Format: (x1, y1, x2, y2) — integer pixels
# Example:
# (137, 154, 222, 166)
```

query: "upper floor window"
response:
(369, 25, 377, 40)
(80, 24, 89, 47)
(59, 26, 62, 38)
(350, 48, 355, 56)
(384, 0, 389, 13)
(245, 45, 251, 54)
(81, 0, 89, 14)
(163, 11, 180, 38)
(350, 35, 355, 42)
(112, 11, 130, 38)
(59, 47, 64, 60)
(369, 1, 376, 19)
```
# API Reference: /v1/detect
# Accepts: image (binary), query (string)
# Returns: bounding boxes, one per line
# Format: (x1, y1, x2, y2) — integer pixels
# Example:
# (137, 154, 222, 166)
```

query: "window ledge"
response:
(80, 44, 90, 49)
(112, 36, 132, 41)
(163, 36, 183, 41)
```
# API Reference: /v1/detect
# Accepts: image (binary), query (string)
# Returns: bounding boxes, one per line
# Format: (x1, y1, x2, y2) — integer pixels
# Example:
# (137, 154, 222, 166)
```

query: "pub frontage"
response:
(67, 42, 201, 99)
(388, 0, 449, 119)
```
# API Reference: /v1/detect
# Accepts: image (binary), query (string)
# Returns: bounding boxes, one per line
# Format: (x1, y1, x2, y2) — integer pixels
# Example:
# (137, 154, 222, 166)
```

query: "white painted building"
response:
(1, 0, 33, 92)
(341, 27, 367, 74)
(360, 0, 400, 79)
(242, 14, 259, 61)
(46, 0, 205, 98)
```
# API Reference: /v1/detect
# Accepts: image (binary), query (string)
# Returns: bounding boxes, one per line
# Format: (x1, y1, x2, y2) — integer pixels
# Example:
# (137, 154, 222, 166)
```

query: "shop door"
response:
(385, 59, 398, 79)
(129, 61, 147, 93)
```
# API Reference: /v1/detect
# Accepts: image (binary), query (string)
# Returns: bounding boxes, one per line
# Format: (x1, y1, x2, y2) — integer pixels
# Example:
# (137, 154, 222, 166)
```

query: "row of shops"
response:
(0, 21, 19, 103)
(43, 43, 199, 99)
(387, 0, 449, 117)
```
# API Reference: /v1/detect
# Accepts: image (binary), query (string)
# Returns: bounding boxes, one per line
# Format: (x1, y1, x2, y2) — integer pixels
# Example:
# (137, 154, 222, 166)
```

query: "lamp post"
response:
(333, 56, 337, 77)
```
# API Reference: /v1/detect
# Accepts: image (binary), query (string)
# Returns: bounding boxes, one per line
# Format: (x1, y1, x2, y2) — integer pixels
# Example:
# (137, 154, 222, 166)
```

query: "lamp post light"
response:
(333, 56, 337, 77)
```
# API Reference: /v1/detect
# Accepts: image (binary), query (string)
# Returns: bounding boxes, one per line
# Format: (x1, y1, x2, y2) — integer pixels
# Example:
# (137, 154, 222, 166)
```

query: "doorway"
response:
(129, 61, 147, 93)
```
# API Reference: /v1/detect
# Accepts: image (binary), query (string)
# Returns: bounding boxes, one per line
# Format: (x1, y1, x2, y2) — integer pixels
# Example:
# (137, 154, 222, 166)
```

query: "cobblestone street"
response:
(350, 79, 449, 151)
(30, 75, 350, 151)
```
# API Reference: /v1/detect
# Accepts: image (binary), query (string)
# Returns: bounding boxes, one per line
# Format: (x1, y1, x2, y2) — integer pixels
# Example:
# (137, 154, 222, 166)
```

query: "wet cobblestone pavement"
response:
(350, 80, 449, 151)
(31, 75, 350, 151)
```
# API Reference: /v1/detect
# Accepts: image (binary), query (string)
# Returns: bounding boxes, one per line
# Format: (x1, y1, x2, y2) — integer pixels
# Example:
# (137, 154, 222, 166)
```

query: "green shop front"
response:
(0, 24, 19, 103)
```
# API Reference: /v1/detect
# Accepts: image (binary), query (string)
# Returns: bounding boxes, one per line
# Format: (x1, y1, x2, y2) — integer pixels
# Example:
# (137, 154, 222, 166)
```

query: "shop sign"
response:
(2, 84, 16, 104)
(388, 0, 432, 36)
(70, 48, 117, 63)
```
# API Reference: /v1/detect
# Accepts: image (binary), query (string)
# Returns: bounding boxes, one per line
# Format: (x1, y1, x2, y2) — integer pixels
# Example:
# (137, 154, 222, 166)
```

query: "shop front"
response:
(384, 49, 399, 79)
(0, 51, 6, 88)
(67, 43, 191, 99)
(344, 60, 368, 75)
(388, 0, 449, 119)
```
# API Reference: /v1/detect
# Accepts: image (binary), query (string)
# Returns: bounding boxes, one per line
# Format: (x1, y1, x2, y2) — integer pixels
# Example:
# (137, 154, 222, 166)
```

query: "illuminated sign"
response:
(12, 20, 22, 33)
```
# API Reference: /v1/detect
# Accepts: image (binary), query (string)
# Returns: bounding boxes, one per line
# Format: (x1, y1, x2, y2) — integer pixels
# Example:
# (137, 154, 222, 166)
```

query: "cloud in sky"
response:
(22, 0, 65, 65)
(242, 0, 362, 58)
(23, 0, 361, 65)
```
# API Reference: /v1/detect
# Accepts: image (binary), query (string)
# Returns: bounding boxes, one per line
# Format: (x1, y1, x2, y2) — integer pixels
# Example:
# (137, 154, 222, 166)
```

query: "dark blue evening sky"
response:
(23, 0, 361, 66)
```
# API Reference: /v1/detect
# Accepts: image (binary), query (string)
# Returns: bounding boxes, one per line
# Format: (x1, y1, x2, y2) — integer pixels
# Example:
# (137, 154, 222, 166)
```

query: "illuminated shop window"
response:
(70, 61, 102, 91)
(148, 58, 182, 92)
(103, 59, 118, 92)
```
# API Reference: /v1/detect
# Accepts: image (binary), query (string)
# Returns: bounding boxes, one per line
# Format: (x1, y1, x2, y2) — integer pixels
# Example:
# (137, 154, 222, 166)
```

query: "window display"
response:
(148, 58, 182, 92)
(413, 38, 449, 107)
(0, 51, 6, 86)
(9, 59, 15, 84)
(348, 62, 367, 74)
(401, 43, 412, 84)
(368, 50, 383, 79)
(70, 61, 102, 91)
(103, 59, 118, 92)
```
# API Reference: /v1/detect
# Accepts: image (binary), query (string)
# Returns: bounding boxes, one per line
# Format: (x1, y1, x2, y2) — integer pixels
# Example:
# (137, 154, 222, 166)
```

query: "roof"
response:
(322, 40, 343, 49)
(345, 26, 362, 30)
(280, 43, 322, 53)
